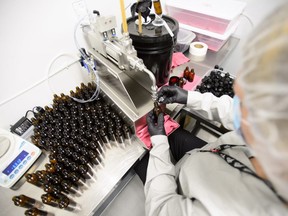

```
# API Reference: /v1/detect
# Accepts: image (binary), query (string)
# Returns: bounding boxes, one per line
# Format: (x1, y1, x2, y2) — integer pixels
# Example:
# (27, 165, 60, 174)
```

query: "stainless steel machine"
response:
(82, 12, 158, 127)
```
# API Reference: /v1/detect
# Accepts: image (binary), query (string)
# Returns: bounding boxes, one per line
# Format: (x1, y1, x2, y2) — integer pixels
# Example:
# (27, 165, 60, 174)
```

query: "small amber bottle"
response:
(12, 195, 41, 209)
(43, 183, 63, 196)
(153, 0, 162, 16)
(70, 90, 76, 98)
(153, 102, 162, 117)
(24, 208, 51, 216)
(183, 68, 195, 82)
(35, 170, 47, 183)
(183, 66, 190, 78)
(61, 179, 78, 193)
(178, 77, 186, 88)
(25, 173, 44, 187)
(52, 94, 61, 104)
(48, 153, 57, 164)
(41, 193, 58, 207)
(122, 124, 131, 140)
(189, 68, 195, 82)
(45, 163, 56, 173)
(57, 194, 70, 209)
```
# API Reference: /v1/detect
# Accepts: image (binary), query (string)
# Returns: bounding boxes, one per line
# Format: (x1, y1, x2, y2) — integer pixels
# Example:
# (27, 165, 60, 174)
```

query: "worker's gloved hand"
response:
(146, 111, 166, 136)
(157, 86, 188, 104)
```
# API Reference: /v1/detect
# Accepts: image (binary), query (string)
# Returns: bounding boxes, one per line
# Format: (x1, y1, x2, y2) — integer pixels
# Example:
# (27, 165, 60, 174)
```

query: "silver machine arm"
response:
(82, 13, 157, 125)
(84, 14, 157, 101)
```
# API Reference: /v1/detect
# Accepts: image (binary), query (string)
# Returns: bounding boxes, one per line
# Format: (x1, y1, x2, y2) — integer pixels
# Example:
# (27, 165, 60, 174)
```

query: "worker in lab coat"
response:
(144, 3, 288, 216)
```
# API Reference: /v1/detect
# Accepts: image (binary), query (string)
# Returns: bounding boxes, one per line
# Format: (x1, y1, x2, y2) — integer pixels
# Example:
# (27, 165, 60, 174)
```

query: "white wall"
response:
(0, 0, 286, 130)
(221, 0, 287, 74)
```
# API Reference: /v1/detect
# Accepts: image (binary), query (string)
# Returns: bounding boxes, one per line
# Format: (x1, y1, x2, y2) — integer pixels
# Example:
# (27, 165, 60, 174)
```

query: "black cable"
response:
(25, 110, 34, 118)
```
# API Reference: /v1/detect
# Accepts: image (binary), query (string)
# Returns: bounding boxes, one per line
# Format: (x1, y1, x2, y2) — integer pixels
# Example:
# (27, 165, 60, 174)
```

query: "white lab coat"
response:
(144, 91, 287, 216)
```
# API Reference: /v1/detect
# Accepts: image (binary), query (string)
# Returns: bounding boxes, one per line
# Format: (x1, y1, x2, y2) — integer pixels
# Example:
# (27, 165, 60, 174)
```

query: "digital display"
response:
(2, 151, 28, 175)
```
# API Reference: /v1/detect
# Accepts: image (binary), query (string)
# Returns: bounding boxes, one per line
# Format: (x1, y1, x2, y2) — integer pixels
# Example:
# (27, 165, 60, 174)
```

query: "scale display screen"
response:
(2, 150, 28, 176)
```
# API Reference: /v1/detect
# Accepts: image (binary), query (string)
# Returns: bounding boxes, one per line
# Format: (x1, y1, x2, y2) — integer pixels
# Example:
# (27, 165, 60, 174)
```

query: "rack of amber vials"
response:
(13, 82, 132, 215)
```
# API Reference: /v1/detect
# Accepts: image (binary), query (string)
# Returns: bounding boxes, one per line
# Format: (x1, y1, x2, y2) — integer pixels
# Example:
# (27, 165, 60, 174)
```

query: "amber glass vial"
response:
(153, 0, 162, 15)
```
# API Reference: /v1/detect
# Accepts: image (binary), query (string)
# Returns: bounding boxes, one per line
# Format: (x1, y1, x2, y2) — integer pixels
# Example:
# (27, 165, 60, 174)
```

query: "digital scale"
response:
(0, 129, 41, 188)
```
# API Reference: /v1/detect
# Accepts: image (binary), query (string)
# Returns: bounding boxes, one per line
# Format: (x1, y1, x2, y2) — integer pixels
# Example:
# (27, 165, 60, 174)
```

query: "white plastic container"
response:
(175, 28, 196, 53)
(166, 0, 246, 34)
(180, 21, 239, 52)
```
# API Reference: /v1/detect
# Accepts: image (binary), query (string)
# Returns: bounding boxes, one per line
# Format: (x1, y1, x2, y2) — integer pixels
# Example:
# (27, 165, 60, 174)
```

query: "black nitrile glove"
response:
(146, 111, 166, 136)
(157, 86, 188, 104)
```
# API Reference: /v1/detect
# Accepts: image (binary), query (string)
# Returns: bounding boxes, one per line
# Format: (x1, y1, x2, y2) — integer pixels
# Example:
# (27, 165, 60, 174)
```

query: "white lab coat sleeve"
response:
(186, 91, 234, 130)
(144, 135, 209, 216)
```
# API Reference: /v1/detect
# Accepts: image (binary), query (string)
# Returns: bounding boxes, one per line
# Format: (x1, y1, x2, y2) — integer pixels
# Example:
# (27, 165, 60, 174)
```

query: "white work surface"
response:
(1, 136, 145, 216)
